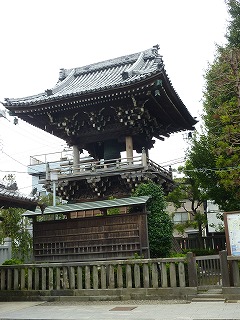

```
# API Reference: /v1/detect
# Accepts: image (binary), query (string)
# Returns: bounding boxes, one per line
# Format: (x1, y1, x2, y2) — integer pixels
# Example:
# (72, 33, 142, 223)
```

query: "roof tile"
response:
(4, 46, 162, 106)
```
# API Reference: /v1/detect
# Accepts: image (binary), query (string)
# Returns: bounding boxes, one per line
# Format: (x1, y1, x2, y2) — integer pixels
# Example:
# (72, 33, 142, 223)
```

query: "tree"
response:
(183, 0, 240, 211)
(166, 162, 207, 248)
(133, 182, 173, 257)
(0, 174, 32, 261)
(225, 0, 240, 47)
(0, 207, 32, 261)
(185, 133, 238, 211)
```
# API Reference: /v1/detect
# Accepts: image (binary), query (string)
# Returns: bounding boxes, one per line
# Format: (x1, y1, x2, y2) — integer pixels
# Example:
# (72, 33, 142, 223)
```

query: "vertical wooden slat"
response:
(212, 258, 216, 284)
(161, 263, 168, 288)
(100, 265, 106, 289)
(108, 265, 115, 289)
(178, 262, 186, 287)
(63, 267, 69, 289)
(77, 266, 83, 289)
(85, 266, 91, 289)
(20, 268, 25, 290)
(217, 258, 221, 284)
(151, 262, 158, 288)
(202, 259, 206, 285)
(170, 262, 177, 287)
(200, 259, 203, 286)
(126, 264, 132, 288)
(213, 258, 219, 285)
(92, 265, 98, 289)
(0, 269, 5, 290)
(197, 260, 201, 286)
(34, 268, 40, 290)
(28, 268, 33, 290)
(209, 258, 213, 285)
(218, 255, 222, 284)
(69, 266, 75, 289)
(206, 259, 210, 285)
(7, 269, 12, 290)
(42, 267, 46, 290)
(134, 264, 141, 288)
(143, 263, 149, 288)
(13, 268, 19, 290)
(117, 265, 123, 288)
(55, 267, 61, 290)
(49, 267, 54, 290)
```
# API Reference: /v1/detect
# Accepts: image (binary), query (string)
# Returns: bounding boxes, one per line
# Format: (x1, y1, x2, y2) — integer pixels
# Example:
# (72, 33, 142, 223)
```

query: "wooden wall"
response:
(33, 212, 149, 262)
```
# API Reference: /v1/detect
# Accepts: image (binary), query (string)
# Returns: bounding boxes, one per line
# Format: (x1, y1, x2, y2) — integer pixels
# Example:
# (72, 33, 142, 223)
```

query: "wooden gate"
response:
(195, 255, 222, 288)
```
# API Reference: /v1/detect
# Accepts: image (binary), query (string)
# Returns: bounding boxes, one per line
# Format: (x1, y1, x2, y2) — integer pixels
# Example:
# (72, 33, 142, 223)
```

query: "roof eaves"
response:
(23, 195, 151, 217)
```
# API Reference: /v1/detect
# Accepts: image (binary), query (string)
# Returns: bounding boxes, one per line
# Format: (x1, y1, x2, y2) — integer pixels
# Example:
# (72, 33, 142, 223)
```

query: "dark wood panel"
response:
(33, 212, 149, 262)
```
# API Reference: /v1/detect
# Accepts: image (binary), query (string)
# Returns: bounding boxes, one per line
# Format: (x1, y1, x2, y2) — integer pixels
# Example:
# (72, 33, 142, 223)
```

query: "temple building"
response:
(3, 45, 197, 203)
(3, 46, 197, 261)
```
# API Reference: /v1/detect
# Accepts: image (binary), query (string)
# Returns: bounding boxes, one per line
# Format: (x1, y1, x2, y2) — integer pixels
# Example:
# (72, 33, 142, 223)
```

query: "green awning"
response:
(23, 196, 150, 217)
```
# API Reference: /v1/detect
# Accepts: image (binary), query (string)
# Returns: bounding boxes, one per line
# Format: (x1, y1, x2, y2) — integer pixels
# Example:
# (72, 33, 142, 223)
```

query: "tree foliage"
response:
(183, 0, 240, 211)
(0, 174, 33, 261)
(0, 207, 32, 261)
(133, 182, 173, 258)
(166, 164, 207, 244)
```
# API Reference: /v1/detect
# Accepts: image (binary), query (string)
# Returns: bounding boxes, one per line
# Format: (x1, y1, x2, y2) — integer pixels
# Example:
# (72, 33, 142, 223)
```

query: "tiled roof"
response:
(4, 46, 167, 106)
(0, 180, 38, 210)
(24, 195, 150, 216)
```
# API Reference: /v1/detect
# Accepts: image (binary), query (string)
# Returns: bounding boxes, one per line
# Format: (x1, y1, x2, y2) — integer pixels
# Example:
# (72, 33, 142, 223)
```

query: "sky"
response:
(0, 0, 229, 195)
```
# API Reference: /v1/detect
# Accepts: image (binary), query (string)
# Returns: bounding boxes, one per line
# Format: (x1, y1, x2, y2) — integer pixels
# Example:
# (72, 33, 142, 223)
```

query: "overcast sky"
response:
(0, 0, 229, 194)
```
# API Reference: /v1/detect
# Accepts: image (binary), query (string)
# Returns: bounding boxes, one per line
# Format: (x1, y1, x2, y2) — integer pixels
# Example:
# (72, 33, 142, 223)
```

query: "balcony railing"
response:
(47, 155, 172, 181)
(28, 151, 172, 183)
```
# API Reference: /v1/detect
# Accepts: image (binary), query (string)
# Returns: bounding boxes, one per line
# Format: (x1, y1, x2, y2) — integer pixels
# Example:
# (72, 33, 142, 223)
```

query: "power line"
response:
(159, 157, 185, 166)
(0, 117, 65, 153)
(178, 166, 240, 173)
(1, 150, 39, 173)
(0, 169, 29, 174)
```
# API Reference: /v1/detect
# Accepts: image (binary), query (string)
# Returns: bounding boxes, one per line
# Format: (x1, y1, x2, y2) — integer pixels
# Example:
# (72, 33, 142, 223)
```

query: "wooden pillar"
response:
(126, 136, 133, 163)
(73, 145, 80, 171)
(142, 147, 147, 167)
(187, 252, 198, 287)
(220, 250, 230, 287)
(145, 147, 149, 158)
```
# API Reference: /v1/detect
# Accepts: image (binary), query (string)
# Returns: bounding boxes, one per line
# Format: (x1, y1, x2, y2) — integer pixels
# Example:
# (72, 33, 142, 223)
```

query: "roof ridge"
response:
(59, 46, 160, 81)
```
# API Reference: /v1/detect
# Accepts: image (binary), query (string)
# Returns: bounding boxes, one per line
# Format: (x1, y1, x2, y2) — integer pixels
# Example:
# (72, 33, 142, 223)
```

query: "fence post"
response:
(231, 260, 240, 287)
(219, 250, 230, 287)
(187, 252, 197, 287)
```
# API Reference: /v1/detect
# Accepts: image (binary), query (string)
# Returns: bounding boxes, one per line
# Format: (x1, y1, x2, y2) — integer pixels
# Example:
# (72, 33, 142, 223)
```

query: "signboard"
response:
(224, 211, 240, 256)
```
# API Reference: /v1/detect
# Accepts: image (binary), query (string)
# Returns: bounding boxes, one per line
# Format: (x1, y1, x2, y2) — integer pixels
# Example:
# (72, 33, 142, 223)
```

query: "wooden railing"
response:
(45, 155, 172, 181)
(195, 255, 222, 287)
(0, 257, 188, 291)
(2, 251, 240, 302)
(176, 235, 226, 252)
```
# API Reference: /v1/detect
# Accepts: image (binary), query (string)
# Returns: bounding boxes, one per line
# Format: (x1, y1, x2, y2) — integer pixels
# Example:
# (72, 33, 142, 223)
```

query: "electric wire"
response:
(0, 117, 65, 154)
(1, 150, 39, 172)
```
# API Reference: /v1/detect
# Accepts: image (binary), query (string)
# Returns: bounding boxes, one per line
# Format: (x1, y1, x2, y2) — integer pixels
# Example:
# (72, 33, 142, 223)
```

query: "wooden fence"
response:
(1, 251, 240, 301)
(195, 255, 222, 287)
(176, 235, 226, 252)
(0, 257, 189, 291)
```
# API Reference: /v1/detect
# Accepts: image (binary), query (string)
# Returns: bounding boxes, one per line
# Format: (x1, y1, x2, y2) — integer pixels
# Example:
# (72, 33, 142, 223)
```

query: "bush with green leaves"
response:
(133, 182, 173, 258)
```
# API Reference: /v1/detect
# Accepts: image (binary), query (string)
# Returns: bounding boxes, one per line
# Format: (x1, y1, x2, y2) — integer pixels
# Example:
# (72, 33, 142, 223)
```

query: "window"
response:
(173, 211, 188, 224)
